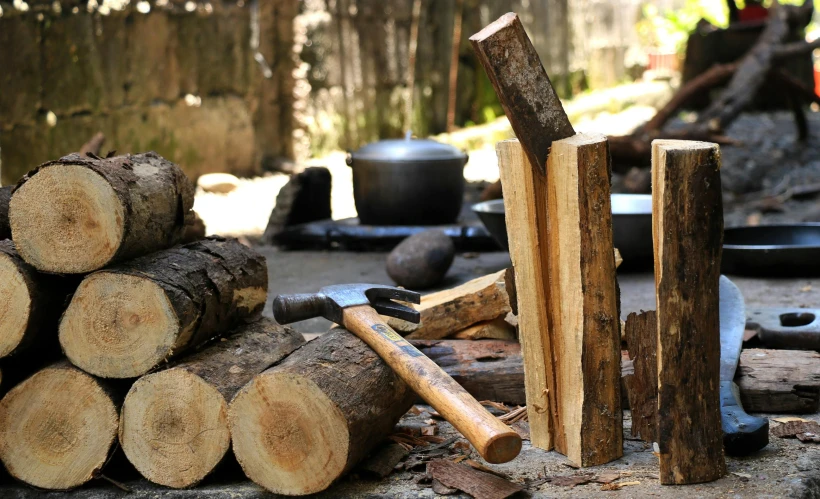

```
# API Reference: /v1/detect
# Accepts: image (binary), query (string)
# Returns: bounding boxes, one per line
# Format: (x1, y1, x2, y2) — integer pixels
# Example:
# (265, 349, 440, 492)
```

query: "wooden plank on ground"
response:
(427, 459, 522, 499)
(546, 133, 622, 467)
(737, 349, 820, 414)
(653, 139, 726, 485)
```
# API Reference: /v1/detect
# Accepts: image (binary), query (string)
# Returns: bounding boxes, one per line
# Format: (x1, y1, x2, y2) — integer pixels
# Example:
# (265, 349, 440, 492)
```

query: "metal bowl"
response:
(723, 224, 820, 276)
(472, 194, 654, 269)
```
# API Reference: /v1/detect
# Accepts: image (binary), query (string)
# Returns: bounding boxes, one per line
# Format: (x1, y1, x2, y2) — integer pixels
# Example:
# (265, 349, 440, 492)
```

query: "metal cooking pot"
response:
(347, 133, 468, 226)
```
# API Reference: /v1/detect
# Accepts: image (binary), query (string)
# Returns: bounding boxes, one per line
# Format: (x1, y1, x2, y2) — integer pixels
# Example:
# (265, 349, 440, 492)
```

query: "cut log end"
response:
(468, 11, 517, 42)
(9, 164, 125, 273)
(60, 273, 178, 378)
(119, 368, 230, 488)
(229, 371, 350, 496)
(0, 365, 118, 490)
(0, 252, 32, 357)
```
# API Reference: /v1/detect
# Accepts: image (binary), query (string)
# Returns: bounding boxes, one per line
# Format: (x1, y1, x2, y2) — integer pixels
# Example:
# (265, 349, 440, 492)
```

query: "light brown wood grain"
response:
(453, 317, 516, 340)
(653, 139, 725, 485)
(343, 305, 521, 464)
(546, 133, 622, 467)
(495, 139, 556, 451)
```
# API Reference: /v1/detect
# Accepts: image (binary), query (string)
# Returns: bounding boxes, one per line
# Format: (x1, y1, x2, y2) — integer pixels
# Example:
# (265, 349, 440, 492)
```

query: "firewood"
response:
(622, 310, 658, 442)
(119, 318, 304, 488)
(452, 317, 515, 341)
(9, 152, 194, 274)
(59, 237, 267, 378)
(494, 140, 555, 451)
(0, 185, 10, 240)
(228, 328, 415, 495)
(0, 240, 76, 359)
(545, 133, 622, 467)
(389, 270, 511, 340)
(737, 349, 820, 414)
(427, 459, 522, 499)
(652, 140, 726, 485)
(0, 361, 121, 490)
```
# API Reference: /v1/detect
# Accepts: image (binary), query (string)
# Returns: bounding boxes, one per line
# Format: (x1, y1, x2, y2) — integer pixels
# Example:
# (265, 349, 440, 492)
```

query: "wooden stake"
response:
(546, 133, 622, 467)
(0, 361, 120, 490)
(119, 318, 304, 488)
(623, 310, 658, 442)
(59, 237, 267, 378)
(652, 140, 726, 485)
(495, 139, 555, 451)
(229, 328, 416, 495)
(9, 152, 194, 274)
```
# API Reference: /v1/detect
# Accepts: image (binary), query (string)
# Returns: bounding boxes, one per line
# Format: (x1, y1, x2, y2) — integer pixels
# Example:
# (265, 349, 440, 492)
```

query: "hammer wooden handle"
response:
(342, 305, 522, 463)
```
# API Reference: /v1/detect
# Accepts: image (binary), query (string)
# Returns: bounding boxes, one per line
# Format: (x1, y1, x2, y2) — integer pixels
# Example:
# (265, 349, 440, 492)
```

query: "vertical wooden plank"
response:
(623, 310, 658, 443)
(546, 132, 622, 467)
(652, 139, 726, 485)
(495, 139, 555, 451)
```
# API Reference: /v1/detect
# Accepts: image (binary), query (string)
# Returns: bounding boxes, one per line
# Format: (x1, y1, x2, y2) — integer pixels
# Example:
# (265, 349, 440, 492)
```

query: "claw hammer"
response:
(272, 283, 522, 464)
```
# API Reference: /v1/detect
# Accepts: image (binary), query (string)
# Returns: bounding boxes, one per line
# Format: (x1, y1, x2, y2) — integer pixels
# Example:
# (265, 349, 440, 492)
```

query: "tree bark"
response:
(0, 186, 11, 241)
(229, 327, 416, 496)
(622, 310, 658, 443)
(9, 152, 194, 274)
(0, 240, 77, 359)
(119, 318, 304, 488)
(59, 237, 268, 378)
(653, 140, 725, 485)
(0, 361, 122, 490)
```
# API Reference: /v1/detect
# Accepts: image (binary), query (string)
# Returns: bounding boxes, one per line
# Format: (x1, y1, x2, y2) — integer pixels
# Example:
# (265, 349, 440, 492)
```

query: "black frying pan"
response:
(722, 224, 820, 277)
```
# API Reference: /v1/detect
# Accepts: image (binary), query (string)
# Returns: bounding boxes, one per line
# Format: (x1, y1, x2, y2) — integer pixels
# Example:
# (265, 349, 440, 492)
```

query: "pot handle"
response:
(346, 152, 353, 167)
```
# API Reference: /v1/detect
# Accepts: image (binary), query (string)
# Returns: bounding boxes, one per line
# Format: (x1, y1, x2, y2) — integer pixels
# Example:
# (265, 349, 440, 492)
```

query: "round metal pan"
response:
(722, 224, 820, 277)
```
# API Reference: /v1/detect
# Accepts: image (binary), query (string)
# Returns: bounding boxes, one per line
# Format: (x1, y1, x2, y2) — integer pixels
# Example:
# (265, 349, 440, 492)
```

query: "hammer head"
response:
(273, 284, 421, 326)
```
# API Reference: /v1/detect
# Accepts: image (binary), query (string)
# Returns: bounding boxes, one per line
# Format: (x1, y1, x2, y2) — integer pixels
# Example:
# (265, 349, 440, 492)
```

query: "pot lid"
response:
(351, 132, 467, 161)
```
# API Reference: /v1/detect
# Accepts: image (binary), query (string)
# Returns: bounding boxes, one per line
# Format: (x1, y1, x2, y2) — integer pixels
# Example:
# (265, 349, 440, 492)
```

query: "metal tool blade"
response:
(719, 275, 746, 381)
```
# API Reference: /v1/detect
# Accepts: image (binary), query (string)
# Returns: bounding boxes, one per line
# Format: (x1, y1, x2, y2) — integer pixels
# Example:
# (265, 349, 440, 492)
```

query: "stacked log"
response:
(0, 186, 11, 241)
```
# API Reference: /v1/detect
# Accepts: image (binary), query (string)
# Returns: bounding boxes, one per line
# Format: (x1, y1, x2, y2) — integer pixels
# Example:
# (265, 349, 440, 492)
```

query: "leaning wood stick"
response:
(0, 185, 10, 240)
(9, 152, 194, 274)
(59, 237, 267, 378)
(0, 240, 76, 359)
(495, 140, 556, 451)
(78, 132, 106, 157)
(622, 310, 658, 442)
(229, 328, 416, 495)
(470, 12, 575, 176)
(546, 133, 622, 467)
(119, 318, 304, 488)
(0, 361, 121, 490)
(653, 140, 726, 485)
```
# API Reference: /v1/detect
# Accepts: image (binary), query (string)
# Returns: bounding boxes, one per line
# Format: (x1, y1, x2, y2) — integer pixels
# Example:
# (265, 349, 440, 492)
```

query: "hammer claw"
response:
(371, 298, 421, 324)
(365, 286, 421, 305)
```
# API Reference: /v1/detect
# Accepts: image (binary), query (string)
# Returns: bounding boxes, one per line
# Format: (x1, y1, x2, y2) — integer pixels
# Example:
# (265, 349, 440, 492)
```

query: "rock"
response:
(198, 173, 241, 194)
(386, 230, 455, 290)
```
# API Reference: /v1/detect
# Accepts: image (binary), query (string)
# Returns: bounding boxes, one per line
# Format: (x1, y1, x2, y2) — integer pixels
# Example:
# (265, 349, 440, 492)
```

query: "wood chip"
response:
(465, 459, 511, 480)
(358, 443, 410, 478)
(512, 421, 530, 441)
(432, 479, 459, 495)
(428, 460, 522, 499)
(772, 417, 811, 424)
(421, 426, 438, 436)
(549, 474, 594, 487)
(772, 421, 820, 440)
(601, 480, 640, 491)
(594, 472, 621, 484)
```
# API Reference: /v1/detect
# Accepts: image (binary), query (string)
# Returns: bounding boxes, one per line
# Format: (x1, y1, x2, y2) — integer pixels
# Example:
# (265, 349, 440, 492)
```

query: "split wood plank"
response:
(390, 270, 511, 340)
(653, 140, 726, 485)
(623, 310, 658, 443)
(0, 361, 121, 490)
(59, 237, 267, 378)
(495, 139, 555, 450)
(119, 318, 304, 488)
(229, 327, 416, 496)
(737, 349, 820, 414)
(453, 317, 516, 340)
(427, 459, 522, 499)
(546, 133, 622, 467)
(9, 152, 194, 274)
(470, 12, 575, 176)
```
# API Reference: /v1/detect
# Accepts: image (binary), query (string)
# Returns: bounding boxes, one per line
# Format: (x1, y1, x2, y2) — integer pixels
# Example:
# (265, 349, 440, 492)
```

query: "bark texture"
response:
(60, 237, 268, 378)
(0, 240, 76, 359)
(653, 140, 726, 485)
(0, 361, 121, 490)
(737, 349, 820, 414)
(623, 310, 658, 442)
(119, 318, 304, 488)
(10, 152, 194, 274)
(0, 186, 11, 240)
(229, 327, 416, 495)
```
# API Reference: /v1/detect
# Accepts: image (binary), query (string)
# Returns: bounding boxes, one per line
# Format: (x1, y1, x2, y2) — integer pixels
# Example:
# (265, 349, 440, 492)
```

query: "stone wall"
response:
(0, 0, 297, 185)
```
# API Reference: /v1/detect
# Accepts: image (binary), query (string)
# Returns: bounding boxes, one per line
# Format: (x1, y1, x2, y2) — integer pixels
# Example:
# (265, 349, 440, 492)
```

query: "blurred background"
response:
(1, 0, 819, 240)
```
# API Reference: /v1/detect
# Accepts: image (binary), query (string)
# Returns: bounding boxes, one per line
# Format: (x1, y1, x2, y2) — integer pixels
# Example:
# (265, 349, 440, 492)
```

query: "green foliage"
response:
(637, 0, 730, 54)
